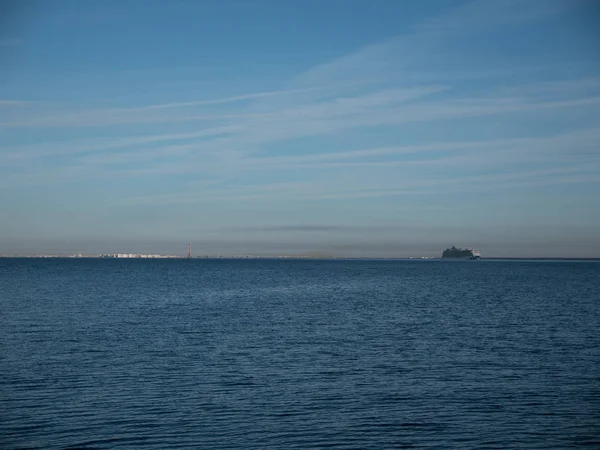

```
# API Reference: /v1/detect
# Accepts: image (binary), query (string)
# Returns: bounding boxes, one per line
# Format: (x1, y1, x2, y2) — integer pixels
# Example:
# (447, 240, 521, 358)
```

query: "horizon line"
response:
(1, 255, 599, 261)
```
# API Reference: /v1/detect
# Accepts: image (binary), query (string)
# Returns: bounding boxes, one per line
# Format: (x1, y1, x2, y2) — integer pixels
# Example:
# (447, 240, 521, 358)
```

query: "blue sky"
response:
(1, 0, 599, 257)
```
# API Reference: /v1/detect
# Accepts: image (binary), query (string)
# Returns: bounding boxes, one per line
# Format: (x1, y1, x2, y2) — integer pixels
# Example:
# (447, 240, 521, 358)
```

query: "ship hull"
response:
(442, 256, 480, 260)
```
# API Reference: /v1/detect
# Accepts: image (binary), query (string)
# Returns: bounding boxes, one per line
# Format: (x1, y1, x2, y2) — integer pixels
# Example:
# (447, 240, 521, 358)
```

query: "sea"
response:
(1, 258, 599, 449)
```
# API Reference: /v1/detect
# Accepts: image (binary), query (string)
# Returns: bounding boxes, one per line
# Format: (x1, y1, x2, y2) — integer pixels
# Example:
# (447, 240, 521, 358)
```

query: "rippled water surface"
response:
(1, 258, 599, 449)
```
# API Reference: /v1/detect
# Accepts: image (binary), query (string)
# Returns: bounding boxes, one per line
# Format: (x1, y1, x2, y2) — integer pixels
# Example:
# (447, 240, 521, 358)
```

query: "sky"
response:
(0, 0, 599, 257)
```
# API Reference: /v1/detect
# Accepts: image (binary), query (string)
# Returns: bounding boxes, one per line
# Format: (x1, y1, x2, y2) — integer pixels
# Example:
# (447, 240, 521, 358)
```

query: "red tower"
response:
(187, 244, 191, 258)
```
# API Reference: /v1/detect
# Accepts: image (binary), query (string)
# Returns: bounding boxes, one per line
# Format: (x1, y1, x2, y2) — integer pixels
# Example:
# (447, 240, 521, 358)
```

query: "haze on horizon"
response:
(1, 0, 599, 258)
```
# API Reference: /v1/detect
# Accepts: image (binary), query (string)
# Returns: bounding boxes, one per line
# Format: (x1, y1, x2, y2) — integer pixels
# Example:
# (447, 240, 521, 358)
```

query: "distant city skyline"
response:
(1, 0, 599, 258)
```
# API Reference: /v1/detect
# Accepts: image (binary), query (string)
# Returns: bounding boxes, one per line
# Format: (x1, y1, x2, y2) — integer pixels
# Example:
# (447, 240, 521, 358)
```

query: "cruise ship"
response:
(442, 246, 481, 259)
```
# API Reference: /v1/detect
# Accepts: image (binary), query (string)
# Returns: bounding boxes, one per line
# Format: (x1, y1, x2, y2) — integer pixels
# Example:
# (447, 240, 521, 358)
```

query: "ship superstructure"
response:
(442, 246, 481, 259)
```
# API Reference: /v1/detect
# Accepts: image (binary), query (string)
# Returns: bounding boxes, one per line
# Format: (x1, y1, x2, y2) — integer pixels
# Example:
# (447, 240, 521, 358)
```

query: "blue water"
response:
(1, 258, 599, 449)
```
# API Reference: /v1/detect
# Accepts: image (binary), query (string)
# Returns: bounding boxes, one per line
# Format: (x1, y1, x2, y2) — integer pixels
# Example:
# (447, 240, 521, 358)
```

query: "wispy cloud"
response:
(0, 100, 28, 106)
(98, 147, 598, 206)
(289, 0, 578, 91)
(0, 125, 239, 162)
(124, 87, 327, 112)
(231, 128, 600, 170)
(413, 0, 576, 35)
(2, 0, 597, 204)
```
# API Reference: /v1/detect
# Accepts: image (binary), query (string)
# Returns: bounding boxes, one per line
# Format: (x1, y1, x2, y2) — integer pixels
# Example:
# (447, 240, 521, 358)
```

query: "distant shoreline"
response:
(1, 256, 599, 261)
